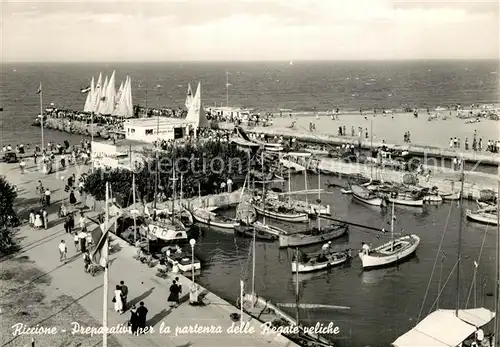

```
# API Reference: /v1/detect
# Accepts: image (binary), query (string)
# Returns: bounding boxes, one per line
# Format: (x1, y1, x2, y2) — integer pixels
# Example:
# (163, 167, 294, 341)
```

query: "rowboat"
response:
(292, 249, 351, 273)
(192, 208, 240, 229)
(234, 225, 278, 241)
(466, 209, 498, 225)
(351, 184, 383, 206)
(441, 189, 461, 200)
(359, 235, 420, 269)
(252, 201, 309, 223)
(279, 222, 348, 247)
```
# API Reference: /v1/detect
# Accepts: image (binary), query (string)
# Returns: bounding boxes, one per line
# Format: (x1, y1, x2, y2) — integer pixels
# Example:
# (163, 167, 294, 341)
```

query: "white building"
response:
(206, 106, 253, 121)
(123, 118, 198, 143)
(91, 139, 153, 170)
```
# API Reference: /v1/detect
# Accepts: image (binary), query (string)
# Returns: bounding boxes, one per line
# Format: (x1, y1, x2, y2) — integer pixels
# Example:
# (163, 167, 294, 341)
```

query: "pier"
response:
(1, 162, 300, 347)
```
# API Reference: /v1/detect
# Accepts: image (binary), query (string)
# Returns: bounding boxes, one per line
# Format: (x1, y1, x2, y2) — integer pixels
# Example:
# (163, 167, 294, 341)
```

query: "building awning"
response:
(392, 308, 495, 347)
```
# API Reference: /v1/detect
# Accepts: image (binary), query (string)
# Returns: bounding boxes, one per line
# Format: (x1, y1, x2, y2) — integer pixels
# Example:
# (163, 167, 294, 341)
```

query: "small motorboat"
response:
(234, 225, 278, 241)
(292, 249, 351, 273)
(441, 190, 461, 201)
(359, 235, 420, 269)
(252, 201, 309, 223)
(161, 246, 201, 272)
(143, 218, 188, 244)
(279, 222, 348, 248)
(351, 184, 383, 206)
(192, 208, 240, 229)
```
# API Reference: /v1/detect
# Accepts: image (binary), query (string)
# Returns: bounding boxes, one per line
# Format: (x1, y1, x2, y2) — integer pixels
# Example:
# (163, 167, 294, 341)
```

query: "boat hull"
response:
(466, 210, 498, 225)
(253, 204, 309, 223)
(192, 209, 240, 229)
(388, 197, 423, 207)
(234, 225, 278, 241)
(359, 235, 420, 269)
(279, 224, 348, 247)
(252, 221, 288, 236)
(166, 255, 201, 272)
(352, 193, 383, 206)
(292, 251, 349, 272)
(441, 190, 460, 200)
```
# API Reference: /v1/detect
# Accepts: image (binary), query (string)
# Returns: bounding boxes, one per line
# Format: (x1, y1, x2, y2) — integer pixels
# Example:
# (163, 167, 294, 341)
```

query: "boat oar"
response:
(276, 303, 351, 310)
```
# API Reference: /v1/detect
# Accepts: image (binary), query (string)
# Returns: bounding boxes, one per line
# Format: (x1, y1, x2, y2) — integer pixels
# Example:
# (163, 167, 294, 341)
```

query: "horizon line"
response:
(2, 58, 499, 64)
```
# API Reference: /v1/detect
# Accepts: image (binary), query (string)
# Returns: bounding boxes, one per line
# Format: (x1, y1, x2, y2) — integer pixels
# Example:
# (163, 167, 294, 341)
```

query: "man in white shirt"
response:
(361, 242, 371, 255)
(44, 188, 51, 206)
(58, 240, 67, 263)
(321, 241, 332, 252)
(226, 178, 233, 193)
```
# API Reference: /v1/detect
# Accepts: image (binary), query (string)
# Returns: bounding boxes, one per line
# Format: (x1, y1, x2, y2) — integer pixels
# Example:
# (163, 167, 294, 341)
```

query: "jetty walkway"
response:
(220, 123, 500, 166)
(1, 163, 299, 347)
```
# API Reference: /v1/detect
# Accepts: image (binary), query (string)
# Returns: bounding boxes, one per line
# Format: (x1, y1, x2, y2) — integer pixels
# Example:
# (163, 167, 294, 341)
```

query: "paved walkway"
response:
(2, 162, 299, 347)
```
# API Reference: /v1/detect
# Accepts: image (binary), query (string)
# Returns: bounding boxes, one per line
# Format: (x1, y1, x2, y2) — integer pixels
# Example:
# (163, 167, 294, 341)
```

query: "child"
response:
(29, 210, 35, 228)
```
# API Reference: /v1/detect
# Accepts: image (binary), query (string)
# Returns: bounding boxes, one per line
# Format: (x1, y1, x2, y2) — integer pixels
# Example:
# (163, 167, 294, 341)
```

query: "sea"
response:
(1, 60, 499, 148)
(1, 60, 499, 346)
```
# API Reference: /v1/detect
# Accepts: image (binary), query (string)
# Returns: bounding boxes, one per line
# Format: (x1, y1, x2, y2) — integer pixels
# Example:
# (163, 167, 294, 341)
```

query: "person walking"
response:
(83, 250, 91, 273)
(44, 188, 51, 206)
(78, 230, 87, 253)
(113, 285, 124, 314)
(73, 232, 80, 251)
(42, 208, 48, 229)
(34, 212, 43, 229)
(29, 210, 35, 228)
(136, 302, 148, 333)
(129, 305, 139, 335)
(58, 240, 67, 263)
(168, 280, 181, 307)
(120, 281, 128, 310)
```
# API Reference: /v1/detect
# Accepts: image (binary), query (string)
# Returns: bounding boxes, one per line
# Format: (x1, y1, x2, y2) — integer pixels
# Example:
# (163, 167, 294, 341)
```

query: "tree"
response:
(0, 176, 18, 255)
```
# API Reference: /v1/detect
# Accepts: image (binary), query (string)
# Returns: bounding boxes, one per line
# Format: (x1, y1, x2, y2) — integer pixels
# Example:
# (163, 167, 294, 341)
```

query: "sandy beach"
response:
(271, 110, 499, 149)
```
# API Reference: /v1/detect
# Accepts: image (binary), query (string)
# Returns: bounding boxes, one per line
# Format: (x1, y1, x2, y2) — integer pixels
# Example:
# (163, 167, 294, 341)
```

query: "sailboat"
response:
(392, 170, 496, 346)
(358, 202, 420, 269)
(283, 169, 331, 216)
(351, 184, 384, 206)
(153, 173, 194, 227)
(242, 232, 337, 347)
(280, 170, 347, 247)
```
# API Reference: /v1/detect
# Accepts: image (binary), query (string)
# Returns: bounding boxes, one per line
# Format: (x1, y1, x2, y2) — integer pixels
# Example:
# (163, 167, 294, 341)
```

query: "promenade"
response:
(1, 162, 299, 347)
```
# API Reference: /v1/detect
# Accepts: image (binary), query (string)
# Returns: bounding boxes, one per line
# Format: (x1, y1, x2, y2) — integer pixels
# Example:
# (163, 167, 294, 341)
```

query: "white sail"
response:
(185, 83, 193, 109)
(92, 72, 103, 113)
(185, 82, 209, 128)
(113, 76, 134, 118)
(97, 75, 109, 114)
(83, 76, 95, 112)
(101, 70, 116, 114)
(115, 81, 124, 107)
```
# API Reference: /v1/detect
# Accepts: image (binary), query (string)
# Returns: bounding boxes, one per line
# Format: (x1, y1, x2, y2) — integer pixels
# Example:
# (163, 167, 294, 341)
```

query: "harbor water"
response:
(193, 173, 497, 347)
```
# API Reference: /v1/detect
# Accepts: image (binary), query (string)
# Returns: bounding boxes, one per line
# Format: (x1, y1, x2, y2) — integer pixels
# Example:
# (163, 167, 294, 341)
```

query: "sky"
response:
(2, 0, 499, 62)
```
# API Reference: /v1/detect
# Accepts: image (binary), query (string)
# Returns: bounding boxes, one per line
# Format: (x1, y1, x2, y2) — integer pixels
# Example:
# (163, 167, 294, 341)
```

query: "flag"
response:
(36, 83, 42, 94)
(80, 86, 91, 94)
(474, 260, 478, 268)
(226, 83, 232, 87)
(91, 214, 119, 266)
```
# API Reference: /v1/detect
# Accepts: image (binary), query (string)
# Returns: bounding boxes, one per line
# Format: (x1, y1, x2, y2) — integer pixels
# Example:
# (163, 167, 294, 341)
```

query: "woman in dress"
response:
(29, 210, 35, 228)
(34, 213, 43, 229)
(167, 280, 181, 307)
(129, 305, 139, 335)
(114, 285, 123, 314)
(69, 190, 77, 205)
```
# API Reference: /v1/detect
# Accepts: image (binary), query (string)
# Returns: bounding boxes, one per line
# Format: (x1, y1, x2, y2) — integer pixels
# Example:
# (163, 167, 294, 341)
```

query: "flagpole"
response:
(40, 83, 44, 153)
(103, 182, 109, 347)
(91, 112, 94, 173)
(226, 72, 229, 107)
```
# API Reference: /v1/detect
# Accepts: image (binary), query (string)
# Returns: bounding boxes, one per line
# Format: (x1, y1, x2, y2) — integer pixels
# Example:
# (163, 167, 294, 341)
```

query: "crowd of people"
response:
(452, 130, 500, 153)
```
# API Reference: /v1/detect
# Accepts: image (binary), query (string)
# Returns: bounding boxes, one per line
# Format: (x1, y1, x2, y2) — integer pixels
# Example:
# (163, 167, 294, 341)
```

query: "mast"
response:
(251, 225, 256, 307)
(132, 174, 137, 243)
(152, 83, 159, 219)
(455, 166, 465, 316)
(304, 168, 308, 205)
(170, 169, 178, 222)
(390, 201, 395, 241)
(261, 151, 266, 224)
(288, 166, 292, 205)
(295, 247, 300, 328)
(317, 171, 321, 230)
(39, 82, 44, 153)
(226, 72, 229, 107)
(495, 171, 500, 346)
(102, 182, 110, 347)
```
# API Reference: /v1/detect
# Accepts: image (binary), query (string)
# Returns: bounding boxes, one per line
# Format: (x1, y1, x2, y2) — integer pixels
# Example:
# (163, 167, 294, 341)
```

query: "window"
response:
(145, 129, 153, 135)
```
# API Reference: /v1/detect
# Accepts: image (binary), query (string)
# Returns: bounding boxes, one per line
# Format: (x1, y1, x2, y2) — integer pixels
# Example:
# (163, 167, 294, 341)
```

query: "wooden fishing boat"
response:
(142, 218, 188, 244)
(266, 192, 330, 216)
(235, 201, 257, 225)
(252, 221, 288, 236)
(234, 225, 278, 241)
(252, 200, 309, 223)
(351, 184, 383, 206)
(291, 248, 351, 273)
(387, 192, 424, 207)
(155, 207, 194, 227)
(303, 147, 329, 156)
(441, 189, 461, 200)
(192, 208, 240, 229)
(279, 222, 348, 247)
(359, 234, 420, 269)
(466, 209, 498, 225)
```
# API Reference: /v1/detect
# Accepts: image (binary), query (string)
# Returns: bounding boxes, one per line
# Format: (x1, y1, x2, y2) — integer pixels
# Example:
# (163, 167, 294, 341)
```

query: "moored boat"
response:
(466, 209, 498, 225)
(161, 246, 201, 272)
(143, 218, 188, 244)
(359, 234, 420, 269)
(252, 220, 288, 236)
(234, 225, 278, 241)
(351, 184, 383, 206)
(192, 208, 240, 229)
(252, 200, 309, 223)
(279, 222, 348, 248)
(292, 248, 351, 273)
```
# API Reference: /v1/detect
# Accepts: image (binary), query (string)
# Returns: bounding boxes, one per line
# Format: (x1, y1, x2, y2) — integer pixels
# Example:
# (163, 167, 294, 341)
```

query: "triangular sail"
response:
(101, 70, 116, 114)
(185, 83, 193, 109)
(93, 73, 103, 113)
(112, 76, 133, 118)
(115, 81, 124, 108)
(185, 82, 209, 128)
(83, 76, 95, 112)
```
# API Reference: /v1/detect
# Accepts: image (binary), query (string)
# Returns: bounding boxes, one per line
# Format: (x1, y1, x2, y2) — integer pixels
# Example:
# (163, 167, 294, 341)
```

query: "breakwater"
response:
(220, 123, 500, 166)
(32, 117, 118, 139)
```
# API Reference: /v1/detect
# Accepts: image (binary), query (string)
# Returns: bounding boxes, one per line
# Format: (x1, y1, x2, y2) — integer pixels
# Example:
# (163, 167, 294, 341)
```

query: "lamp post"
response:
(60, 176, 65, 205)
(189, 238, 198, 304)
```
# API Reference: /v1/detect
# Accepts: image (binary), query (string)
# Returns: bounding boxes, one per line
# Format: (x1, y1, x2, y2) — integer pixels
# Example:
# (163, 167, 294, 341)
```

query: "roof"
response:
(392, 308, 495, 347)
(93, 138, 153, 148)
(124, 118, 196, 128)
